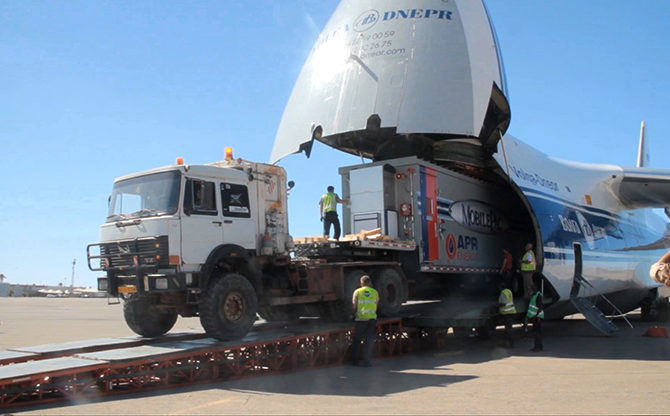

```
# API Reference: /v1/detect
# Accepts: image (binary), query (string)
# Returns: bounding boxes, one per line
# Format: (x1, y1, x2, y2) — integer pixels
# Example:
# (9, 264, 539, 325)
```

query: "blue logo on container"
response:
(354, 10, 379, 32)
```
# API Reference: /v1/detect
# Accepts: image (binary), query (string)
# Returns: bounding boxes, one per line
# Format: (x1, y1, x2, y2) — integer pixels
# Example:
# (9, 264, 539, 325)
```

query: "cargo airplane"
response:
(270, 0, 670, 329)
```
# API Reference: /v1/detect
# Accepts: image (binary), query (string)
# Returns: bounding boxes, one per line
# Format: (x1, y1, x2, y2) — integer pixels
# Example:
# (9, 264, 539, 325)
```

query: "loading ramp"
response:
(0, 318, 451, 410)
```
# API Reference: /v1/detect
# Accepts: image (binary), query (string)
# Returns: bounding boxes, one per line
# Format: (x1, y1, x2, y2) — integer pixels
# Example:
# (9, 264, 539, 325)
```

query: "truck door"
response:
(220, 182, 256, 250)
(181, 179, 222, 265)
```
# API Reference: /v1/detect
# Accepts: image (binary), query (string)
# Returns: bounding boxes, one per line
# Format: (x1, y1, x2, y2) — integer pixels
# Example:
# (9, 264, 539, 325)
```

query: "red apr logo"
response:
(267, 180, 275, 194)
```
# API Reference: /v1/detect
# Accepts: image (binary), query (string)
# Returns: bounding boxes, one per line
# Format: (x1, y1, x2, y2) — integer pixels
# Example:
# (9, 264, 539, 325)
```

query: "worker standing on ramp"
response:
(520, 243, 537, 299)
(497, 281, 516, 348)
(351, 275, 379, 366)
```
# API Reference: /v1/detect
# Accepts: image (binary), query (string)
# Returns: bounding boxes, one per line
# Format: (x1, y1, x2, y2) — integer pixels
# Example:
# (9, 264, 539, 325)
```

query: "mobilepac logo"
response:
(354, 10, 380, 32)
(448, 200, 508, 234)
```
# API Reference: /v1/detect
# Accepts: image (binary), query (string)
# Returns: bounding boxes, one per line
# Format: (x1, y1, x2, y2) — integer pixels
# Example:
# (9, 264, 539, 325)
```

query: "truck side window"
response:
(221, 183, 250, 218)
(184, 179, 217, 216)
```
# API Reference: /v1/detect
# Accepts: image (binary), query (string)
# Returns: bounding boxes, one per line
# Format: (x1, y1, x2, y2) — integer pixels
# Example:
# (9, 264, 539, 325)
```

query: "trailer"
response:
(87, 150, 539, 341)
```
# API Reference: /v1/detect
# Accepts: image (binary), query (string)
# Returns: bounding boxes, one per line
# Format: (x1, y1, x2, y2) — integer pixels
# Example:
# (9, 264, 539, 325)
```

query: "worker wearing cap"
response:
(351, 275, 378, 366)
(319, 185, 348, 240)
(526, 285, 544, 352)
(520, 243, 537, 299)
(497, 281, 516, 348)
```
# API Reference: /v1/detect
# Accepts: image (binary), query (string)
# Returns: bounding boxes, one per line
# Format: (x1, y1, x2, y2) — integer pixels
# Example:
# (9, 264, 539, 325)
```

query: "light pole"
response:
(70, 259, 76, 297)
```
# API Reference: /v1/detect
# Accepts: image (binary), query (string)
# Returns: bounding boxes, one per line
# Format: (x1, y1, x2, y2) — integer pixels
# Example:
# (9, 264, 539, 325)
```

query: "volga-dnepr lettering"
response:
(383, 9, 452, 21)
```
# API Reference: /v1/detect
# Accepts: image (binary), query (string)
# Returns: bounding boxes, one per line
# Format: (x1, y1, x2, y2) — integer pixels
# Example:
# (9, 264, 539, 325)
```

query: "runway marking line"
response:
(167, 398, 233, 414)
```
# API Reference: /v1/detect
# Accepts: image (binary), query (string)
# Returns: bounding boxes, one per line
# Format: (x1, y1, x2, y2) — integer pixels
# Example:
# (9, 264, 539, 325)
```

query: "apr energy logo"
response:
(354, 10, 379, 32)
(445, 233, 478, 261)
(446, 234, 457, 259)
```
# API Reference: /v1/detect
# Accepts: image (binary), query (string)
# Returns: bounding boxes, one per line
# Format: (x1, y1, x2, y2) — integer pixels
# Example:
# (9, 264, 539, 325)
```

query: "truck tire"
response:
(123, 295, 177, 337)
(199, 272, 258, 340)
(257, 305, 301, 322)
(324, 268, 365, 322)
(373, 268, 405, 316)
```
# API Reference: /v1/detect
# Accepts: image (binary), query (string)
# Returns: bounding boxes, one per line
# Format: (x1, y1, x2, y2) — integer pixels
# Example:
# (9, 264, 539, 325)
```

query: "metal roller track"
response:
(0, 319, 445, 410)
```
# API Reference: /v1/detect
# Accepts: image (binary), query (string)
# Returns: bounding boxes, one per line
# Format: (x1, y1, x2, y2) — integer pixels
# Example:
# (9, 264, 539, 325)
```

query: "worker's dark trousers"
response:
(532, 318, 543, 350)
(351, 319, 377, 365)
(323, 211, 341, 240)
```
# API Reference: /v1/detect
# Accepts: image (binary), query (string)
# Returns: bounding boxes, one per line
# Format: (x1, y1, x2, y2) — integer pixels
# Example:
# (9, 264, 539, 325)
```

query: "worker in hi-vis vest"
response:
(526, 285, 544, 352)
(351, 274, 378, 366)
(319, 185, 348, 240)
(497, 281, 517, 348)
(520, 243, 537, 299)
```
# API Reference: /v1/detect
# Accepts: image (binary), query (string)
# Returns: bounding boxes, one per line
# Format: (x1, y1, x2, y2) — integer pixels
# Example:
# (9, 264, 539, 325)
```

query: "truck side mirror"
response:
(287, 180, 295, 190)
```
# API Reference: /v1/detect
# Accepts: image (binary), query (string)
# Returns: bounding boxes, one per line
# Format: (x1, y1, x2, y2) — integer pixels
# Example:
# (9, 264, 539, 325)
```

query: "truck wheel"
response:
(324, 268, 365, 322)
(257, 305, 301, 322)
(123, 295, 177, 337)
(199, 272, 258, 340)
(373, 268, 405, 316)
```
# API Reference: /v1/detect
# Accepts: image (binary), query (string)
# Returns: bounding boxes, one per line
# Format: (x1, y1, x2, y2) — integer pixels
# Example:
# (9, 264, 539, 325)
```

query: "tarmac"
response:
(1, 297, 670, 415)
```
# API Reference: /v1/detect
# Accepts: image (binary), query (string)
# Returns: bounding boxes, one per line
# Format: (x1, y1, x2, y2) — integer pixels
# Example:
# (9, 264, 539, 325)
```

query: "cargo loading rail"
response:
(0, 318, 453, 410)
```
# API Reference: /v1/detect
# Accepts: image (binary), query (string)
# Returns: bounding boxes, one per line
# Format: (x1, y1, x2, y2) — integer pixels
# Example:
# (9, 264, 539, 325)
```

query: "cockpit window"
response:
(107, 171, 180, 222)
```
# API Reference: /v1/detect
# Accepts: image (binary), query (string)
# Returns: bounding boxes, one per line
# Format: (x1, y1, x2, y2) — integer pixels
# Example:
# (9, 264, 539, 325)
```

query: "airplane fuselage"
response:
(496, 134, 666, 317)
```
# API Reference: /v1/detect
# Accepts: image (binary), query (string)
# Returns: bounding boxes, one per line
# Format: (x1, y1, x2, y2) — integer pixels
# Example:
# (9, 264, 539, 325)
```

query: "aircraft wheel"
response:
(123, 294, 177, 337)
(199, 272, 257, 340)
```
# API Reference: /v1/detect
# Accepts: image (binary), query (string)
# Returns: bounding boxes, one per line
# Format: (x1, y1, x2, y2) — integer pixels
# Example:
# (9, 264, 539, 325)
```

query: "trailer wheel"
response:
(123, 295, 177, 337)
(199, 272, 258, 340)
(373, 268, 405, 316)
(324, 268, 365, 322)
(257, 305, 301, 322)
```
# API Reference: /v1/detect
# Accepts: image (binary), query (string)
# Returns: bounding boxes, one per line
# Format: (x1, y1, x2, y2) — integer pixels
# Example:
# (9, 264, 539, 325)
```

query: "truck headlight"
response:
(97, 278, 108, 291)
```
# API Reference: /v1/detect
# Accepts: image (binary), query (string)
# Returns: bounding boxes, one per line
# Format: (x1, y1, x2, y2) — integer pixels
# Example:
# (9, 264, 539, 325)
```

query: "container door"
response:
(420, 167, 439, 264)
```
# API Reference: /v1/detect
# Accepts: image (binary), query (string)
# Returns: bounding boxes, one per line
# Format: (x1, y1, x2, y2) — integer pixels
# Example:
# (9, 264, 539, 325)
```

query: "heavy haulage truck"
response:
(88, 148, 537, 341)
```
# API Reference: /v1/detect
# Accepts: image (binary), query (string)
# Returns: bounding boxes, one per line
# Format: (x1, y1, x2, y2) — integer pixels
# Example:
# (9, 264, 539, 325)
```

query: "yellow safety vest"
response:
(321, 192, 336, 212)
(527, 291, 544, 319)
(499, 288, 516, 315)
(354, 286, 378, 320)
(521, 250, 536, 271)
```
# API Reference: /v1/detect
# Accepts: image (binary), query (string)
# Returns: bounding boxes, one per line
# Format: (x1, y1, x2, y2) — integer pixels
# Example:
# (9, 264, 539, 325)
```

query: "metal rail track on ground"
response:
(0, 319, 447, 410)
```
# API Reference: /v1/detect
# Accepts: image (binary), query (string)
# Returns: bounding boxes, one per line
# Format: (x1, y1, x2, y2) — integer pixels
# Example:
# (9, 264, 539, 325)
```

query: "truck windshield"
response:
(107, 171, 181, 222)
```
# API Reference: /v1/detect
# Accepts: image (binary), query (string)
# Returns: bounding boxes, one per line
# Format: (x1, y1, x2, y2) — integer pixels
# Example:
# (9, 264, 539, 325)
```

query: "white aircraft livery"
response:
(272, 0, 670, 326)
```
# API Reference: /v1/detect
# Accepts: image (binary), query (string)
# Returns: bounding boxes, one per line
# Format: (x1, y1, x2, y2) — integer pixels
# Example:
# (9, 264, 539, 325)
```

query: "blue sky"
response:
(1, 1, 669, 288)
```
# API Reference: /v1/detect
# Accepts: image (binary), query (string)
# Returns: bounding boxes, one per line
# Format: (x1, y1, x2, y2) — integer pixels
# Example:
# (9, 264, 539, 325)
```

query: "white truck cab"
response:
(87, 151, 293, 339)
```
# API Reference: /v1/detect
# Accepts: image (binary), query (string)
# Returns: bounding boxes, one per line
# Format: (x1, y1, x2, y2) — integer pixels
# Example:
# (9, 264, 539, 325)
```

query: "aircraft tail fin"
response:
(636, 121, 649, 167)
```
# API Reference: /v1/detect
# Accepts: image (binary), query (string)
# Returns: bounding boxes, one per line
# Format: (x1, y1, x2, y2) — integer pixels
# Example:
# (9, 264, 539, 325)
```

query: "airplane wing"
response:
(616, 167, 670, 208)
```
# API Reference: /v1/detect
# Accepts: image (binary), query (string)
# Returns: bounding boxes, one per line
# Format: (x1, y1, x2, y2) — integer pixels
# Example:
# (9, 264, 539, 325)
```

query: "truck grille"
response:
(99, 236, 169, 269)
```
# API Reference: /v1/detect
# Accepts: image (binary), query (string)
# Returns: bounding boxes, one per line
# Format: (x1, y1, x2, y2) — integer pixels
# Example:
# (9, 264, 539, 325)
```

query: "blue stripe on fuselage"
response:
(521, 187, 664, 253)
